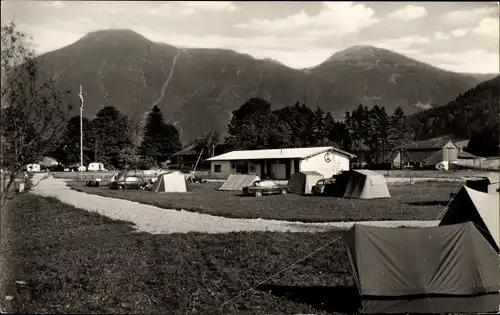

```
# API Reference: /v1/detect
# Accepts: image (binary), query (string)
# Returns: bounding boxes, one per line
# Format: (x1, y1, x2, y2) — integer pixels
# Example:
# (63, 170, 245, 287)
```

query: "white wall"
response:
(210, 161, 231, 178)
(300, 151, 350, 178)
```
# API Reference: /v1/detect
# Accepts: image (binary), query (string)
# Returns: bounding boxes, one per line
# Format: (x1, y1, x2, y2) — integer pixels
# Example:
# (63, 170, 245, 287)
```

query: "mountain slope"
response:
(36, 30, 483, 143)
(37, 30, 355, 142)
(307, 45, 480, 113)
(409, 75, 500, 143)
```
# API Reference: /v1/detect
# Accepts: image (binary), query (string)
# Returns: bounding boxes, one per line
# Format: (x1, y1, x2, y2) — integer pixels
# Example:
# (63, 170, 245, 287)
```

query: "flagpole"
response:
(79, 85, 83, 170)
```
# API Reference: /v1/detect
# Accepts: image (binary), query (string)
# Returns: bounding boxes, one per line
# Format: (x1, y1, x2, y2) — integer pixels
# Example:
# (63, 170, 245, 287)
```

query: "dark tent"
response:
(465, 175, 499, 194)
(328, 170, 391, 199)
(440, 186, 499, 252)
(328, 171, 351, 197)
(288, 171, 324, 195)
(343, 222, 500, 314)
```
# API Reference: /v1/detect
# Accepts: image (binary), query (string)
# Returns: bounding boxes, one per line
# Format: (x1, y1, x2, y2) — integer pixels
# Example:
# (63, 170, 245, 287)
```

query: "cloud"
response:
(174, 1, 237, 13)
(415, 49, 499, 73)
(235, 2, 378, 36)
(450, 28, 469, 37)
(131, 26, 315, 51)
(387, 5, 427, 20)
(473, 16, 500, 37)
(363, 35, 431, 54)
(434, 31, 450, 40)
(441, 6, 498, 24)
(232, 47, 335, 69)
(39, 0, 64, 8)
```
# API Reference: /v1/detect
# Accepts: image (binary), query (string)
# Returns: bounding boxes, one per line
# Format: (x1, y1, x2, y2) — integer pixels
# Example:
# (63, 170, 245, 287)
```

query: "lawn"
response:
(67, 181, 458, 222)
(1, 195, 355, 314)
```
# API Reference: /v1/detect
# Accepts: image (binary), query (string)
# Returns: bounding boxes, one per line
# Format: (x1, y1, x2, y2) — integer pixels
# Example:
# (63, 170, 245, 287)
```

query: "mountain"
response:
(462, 73, 499, 82)
(36, 30, 484, 143)
(408, 75, 499, 153)
(307, 45, 481, 113)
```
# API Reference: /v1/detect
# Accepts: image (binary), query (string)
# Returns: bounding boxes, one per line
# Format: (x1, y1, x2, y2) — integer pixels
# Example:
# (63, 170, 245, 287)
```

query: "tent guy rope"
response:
(220, 235, 343, 308)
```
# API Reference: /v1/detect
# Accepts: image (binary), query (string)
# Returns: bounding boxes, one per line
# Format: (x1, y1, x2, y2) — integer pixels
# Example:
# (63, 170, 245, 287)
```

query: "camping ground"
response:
(0, 194, 466, 315)
(67, 180, 459, 222)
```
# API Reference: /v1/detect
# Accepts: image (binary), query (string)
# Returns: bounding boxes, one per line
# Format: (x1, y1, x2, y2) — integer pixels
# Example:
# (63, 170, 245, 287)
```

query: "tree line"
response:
(225, 98, 412, 166)
(409, 75, 499, 157)
(50, 105, 182, 170)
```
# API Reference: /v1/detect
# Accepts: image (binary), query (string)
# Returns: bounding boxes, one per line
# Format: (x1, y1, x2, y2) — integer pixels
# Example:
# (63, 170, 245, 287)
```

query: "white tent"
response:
(341, 170, 391, 199)
(440, 186, 499, 252)
(151, 171, 191, 193)
(218, 174, 260, 191)
(288, 171, 324, 195)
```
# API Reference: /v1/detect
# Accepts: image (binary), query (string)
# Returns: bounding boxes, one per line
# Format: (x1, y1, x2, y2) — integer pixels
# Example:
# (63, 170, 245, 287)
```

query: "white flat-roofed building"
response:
(207, 146, 356, 180)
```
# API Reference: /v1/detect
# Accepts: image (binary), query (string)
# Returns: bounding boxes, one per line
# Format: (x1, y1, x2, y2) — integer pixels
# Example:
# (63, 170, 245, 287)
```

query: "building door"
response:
(265, 160, 272, 179)
(285, 161, 291, 179)
(294, 159, 300, 174)
(259, 160, 265, 178)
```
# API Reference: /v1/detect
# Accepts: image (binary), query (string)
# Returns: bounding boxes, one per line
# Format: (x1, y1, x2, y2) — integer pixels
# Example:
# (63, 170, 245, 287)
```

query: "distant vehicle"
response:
(242, 179, 291, 197)
(312, 178, 337, 195)
(27, 164, 41, 172)
(88, 162, 107, 172)
(109, 176, 147, 190)
(77, 166, 87, 172)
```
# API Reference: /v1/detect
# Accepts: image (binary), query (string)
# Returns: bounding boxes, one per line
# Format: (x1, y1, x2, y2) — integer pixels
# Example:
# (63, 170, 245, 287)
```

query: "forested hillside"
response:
(409, 76, 499, 156)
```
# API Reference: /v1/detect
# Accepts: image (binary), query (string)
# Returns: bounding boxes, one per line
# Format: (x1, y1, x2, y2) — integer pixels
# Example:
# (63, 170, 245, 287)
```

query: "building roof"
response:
(207, 146, 356, 161)
(401, 137, 457, 150)
(455, 139, 469, 149)
(171, 144, 201, 157)
(402, 150, 444, 164)
(458, 151, 482, 159)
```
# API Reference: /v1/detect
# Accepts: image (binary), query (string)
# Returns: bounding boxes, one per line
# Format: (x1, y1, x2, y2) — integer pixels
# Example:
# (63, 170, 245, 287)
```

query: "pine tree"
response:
(139, 105, 181, 166)
(92, 106, 131, 168)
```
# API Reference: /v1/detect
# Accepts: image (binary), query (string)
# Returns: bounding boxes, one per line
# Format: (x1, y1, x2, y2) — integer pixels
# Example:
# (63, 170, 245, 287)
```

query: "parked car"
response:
(242, 180, 291, 197)
(312, 178, 337, 195)
(109, 176, 147, 190)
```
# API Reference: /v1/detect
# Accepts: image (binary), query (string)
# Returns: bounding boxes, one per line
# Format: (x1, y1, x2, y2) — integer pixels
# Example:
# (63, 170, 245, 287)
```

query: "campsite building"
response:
(207, 146, 356, 180)
(393, 137, 459, 169)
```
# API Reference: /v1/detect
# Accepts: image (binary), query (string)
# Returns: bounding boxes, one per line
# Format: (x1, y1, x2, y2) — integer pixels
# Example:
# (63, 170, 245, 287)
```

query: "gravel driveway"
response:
(30, 173, 439, 234)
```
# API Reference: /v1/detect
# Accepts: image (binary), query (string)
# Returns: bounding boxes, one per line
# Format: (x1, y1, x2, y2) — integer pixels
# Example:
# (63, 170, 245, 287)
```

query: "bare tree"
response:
(1, 22, 70, 207)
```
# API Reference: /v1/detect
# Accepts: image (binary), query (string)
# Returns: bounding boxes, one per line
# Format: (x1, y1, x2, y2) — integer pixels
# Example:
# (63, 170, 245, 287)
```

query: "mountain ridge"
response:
(35, 29, 488, 143)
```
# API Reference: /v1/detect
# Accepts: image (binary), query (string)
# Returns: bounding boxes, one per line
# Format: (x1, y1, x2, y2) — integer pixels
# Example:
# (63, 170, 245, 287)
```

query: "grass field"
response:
(1, 195, 354, 314)
(67, 181, 458, 222)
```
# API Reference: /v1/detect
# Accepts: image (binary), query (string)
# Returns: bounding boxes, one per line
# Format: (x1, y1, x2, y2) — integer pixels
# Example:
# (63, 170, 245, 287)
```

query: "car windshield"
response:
(316, 180, 324, 185)
(125, 177, 140, 182)
(255, 180, 275, 187)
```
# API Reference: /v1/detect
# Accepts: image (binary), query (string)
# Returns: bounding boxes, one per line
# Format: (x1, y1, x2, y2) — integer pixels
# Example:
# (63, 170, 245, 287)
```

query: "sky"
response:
(2, 1, 499, 73)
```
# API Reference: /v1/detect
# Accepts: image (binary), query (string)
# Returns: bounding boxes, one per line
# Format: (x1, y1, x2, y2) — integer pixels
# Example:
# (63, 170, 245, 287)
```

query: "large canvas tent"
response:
(332, 170, 391, 199)
(218, 174, 260, 191)
(440, 185, 499, 252)
(288, 171, 324, 195)
(343, 222, 500, 314)
(150, 172, 191, 193)
(108, 170, 127, 184)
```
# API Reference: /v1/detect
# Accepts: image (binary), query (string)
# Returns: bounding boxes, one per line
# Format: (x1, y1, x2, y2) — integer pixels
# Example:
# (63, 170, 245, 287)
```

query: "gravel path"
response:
(30, 174, 439, 234)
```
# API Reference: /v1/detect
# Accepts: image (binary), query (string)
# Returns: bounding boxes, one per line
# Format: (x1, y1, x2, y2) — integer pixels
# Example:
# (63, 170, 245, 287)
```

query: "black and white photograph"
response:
(1, 1, 499, 314)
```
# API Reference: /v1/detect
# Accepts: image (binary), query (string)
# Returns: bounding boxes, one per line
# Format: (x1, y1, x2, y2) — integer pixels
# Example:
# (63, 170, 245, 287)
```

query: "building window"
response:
(236, 163, 249, 174)
(231, 163, 236, 169)
(214, 165, 221, 173)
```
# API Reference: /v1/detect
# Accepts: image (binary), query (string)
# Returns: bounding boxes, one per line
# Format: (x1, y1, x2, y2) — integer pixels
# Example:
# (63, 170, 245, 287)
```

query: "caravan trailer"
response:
(27, 164, 41, 172)
(88, 162, 107, 172)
